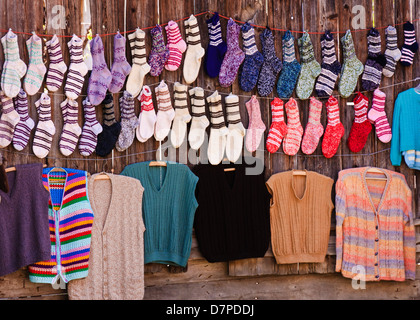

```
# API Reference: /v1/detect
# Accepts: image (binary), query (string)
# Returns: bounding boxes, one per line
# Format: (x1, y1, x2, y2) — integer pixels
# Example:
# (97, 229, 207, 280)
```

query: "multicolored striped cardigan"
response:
(335, 167, 416, 282)
(29, 168, 94, 284)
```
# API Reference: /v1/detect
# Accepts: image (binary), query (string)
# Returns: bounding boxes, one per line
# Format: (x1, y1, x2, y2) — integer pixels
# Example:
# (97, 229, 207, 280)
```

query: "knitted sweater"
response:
(335, 167, 416, 281)
(121, 161, 198, 267)
(390, 88, 420, 167)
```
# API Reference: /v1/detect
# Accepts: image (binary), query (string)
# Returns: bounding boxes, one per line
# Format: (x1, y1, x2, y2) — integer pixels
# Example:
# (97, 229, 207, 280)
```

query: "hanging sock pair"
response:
(368, 88, 392, 143)
(205, 12, 227, 78)
(116, 91, 138, 152)
(148, 25, 170, 77)
(321, 96, 344, 158)
(24, 32, 47, 96)
(183, 15, 205, 84)
(348, 92, 372, 153)
(136, 85, 156, 143)
(32, 93, 56, 159)
(400, 21, 418, 66)
(0, 91, 20, 148)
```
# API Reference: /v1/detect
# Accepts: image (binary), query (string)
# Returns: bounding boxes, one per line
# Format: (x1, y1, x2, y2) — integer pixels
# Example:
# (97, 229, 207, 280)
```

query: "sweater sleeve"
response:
(390, 94, 402, 166)
(334, 173, 346, 273)
(403, 186, 416, 280)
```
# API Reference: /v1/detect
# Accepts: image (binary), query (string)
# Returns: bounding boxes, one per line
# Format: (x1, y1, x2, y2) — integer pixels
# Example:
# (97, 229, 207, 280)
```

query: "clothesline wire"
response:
(0, 10, 418, 38)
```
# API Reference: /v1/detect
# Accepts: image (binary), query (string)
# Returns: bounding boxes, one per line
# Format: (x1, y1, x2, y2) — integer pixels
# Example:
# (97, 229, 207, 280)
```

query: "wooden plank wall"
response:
(0, 0, 419, 300)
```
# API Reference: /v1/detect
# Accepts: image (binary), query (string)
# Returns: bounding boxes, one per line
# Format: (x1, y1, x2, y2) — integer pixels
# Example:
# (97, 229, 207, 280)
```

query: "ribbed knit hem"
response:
(203, 250, 267, 263)
(274, 252, 327, 264)
(145, 251, 190, 268)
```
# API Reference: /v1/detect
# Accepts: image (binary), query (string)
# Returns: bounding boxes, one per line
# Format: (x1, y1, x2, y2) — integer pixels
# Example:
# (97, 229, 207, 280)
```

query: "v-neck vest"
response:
(28, 168, 94, 284)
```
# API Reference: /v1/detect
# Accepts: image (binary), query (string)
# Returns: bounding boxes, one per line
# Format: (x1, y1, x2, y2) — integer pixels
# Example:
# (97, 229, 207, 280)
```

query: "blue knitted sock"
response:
(205, 12, 227, 78)
(277, 30, 301, 99)
(238, 22, 264, 92)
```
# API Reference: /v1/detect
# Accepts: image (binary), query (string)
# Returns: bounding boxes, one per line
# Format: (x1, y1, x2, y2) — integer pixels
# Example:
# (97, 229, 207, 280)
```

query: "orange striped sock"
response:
(283, 98, 303, 156)
(301, 97, 324, 155)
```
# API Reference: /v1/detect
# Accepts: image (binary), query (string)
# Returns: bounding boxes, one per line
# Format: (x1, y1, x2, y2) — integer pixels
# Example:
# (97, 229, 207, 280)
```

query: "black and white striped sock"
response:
(383, 25, 401, 77)
(400, 21, 418, 66)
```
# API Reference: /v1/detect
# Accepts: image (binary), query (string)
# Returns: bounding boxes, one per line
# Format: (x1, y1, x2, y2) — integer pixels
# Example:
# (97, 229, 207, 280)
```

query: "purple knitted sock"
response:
(88, 35, 112, 106)
(148, 25, 170, 77)
(218, 18, 245, 87)
(109, 32, 132, 93)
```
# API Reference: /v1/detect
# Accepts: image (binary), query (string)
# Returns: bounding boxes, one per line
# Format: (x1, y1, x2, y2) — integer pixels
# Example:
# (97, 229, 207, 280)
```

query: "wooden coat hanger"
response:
(365, 167, 387, 180)
(93, 172, 111, 180)
(149, 141, 167, 167)
(5, 163, 48, 173)
(292, 170, 307, 176)
(222, 157, 235, 171)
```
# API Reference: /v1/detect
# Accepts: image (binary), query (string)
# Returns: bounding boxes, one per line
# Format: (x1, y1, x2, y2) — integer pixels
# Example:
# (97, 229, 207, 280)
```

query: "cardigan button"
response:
(375, 252, 378, 256)
(375, 238, 379, 242)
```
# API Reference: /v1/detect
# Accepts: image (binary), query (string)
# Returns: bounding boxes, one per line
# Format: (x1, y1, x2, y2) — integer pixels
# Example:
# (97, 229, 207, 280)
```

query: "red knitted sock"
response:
(266, 98, 288, 153)
(348, 92, 372, 152)
(322, 96, 344, 158)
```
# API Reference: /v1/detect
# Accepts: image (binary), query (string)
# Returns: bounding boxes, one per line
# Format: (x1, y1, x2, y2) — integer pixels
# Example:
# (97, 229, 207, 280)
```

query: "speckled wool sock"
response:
(277, 30, 301, 99)
(257, 27, 282, 97)
(239, 22, 264, 92)
(219, 18, 245, 88)
(148, 25, 170, 77)
(116, 91, 138, 152)
(296, 31, 321, 100)
(301, 97, 324, 155)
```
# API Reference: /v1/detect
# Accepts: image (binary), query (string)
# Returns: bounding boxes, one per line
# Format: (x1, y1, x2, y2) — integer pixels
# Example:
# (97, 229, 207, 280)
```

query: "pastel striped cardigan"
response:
(29, 168, 94, 284)
(335, 167, 416, 281)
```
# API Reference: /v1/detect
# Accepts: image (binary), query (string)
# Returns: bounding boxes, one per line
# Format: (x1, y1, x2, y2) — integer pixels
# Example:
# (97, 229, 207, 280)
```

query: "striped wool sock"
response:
(383, 26, 401, 77)
(321, 96, 344, 158)
(154, 81, 175, 142)
(165, 20, 187, 72)
(225, 93, 245, 163)
(136, 85, 156, 143)
(301, 97, 324, 155)
(12, 89, 35, 151)
(266, 98, 288, 154)
(282, 98, 303, 156)
(32, 93, 56, 159)
(116, 91, 138, 152)
(79, 97, 103, 156)
(1, 30, 27, 98)
(59, 98, 82, 156)
(277, 30, 301, 99)
(188, 87, 209, 150)
(148, 25, 170, 77)
(0, 90, 20, 148)
(24, 33, 47, 96)
(348, 92, 372, 153)
(361, 28, 387, 91)
(315, 30, 341, 97)
(400, 21, 418, 66)
(109, 32, 132, 94)
(170, 82, 191, 148)
(95, 94, 122, 157)
(207, 90, 228, 165)
(205, 12, 227, 78)
(46, 35, 67, 92)
(65, 34, 88, 99)
(368, 88, 392, 143)
(245, 95, 266, 153)
(126, 28, 151, 98)
(183, 14, 205, 84)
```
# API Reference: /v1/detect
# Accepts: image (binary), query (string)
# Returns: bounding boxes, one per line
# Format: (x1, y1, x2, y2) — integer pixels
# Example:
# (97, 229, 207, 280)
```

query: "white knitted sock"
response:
(188, 87, 209, 150)
(207, 90, 228, 165)
(170, 82, 191, 148)
(154, 81, 175, 142)
(225, 93, 245, 163)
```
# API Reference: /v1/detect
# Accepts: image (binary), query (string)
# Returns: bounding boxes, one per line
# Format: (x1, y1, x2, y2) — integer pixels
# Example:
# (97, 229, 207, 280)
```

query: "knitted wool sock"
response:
(239, 22, 264, 92)
(12, 89, 35, 151)
(315, 30, 341, 97)
(165, 20, 187, 71)
(116, 91, 138, 152)
(400, 21, 418, 66)
(0, 91, 20, 148)
(24, 33, 47, 96)
(348, 92, 372, 153)
(257, 27, 282, 97)
(79, 97, 103, 156)
(321, 96, 344, 158)
(136, 85, 156, 143)
(170, 82, 191, 148)
(188, 87, 209, 150)
(46, 35, 67, 92)
(282, 98, 303, 156)
(32, 93, 56, 159)
(154, 81, 175, 141)
(59, 98, 82, 156)
(65, 34, 88, 100)
(368, 88, 392, 143)
(338, 30, 364, 98)
(266, 97, 288, 154)
(383, 26, 401, 77)
(109, 32, 132, 93)
(296, 31, 321, 100)
(1, 30, 27, 98)
(277, 30, 301, 99)
(87, 35, 112, 105)
(301, 97, 324, 155)
(245, 95, 266, 153)
(361, 28, 387, 91)
(205, 12, 227, 78)
(225, 93, 245, 163)
(183, 15, 205, 84)
(95, 94, 122, 157)
(207, 90, 228, 165)
(219, 18, 245, 87)
(148, 25, 170, 77)
(126, 28, 151, 98)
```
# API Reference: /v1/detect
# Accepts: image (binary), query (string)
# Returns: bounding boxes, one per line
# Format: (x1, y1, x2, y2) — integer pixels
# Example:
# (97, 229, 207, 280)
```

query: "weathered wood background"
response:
(0, 0, 419, 300)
